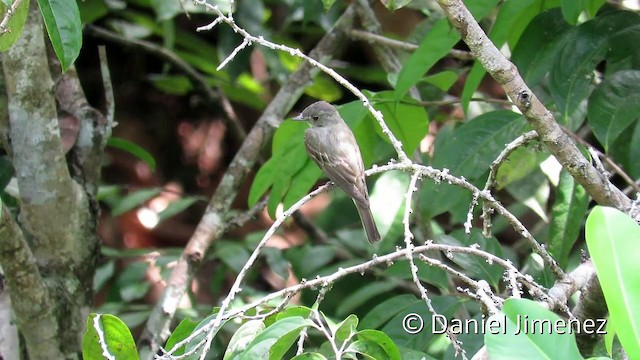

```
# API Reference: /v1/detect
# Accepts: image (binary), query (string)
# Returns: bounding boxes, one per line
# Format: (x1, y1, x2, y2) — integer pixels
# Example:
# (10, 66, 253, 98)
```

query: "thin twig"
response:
(0, 0, 24, 34)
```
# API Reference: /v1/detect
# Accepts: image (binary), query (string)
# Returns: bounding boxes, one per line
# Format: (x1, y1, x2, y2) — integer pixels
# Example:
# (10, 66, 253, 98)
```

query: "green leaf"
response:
(334, 314, 359, 344)
(511, 9, 572, 86)
(0, 156, 14, 193)
(385, 260, 449, 291)
(460, 0, 539, 111)
(420, 110, 528, 217)
(561, 0, 584, 24)
(394, 18, 459, 100)
(336, 281, 398, 317)
(117, 261, 151, 301)
(0, 0, 29, 51)
(36, 0, 82, 71)
(420, 71, 458, 92)
(584, 0, 606, 17)
(494, 145, 548, 189)
(354, 329, 401, 360)
(548, 170, 589, 267)
(150, 0, 181, 21)
(156, 197, 198, 223)
(82, 314, 139, 360)
(239, 316, 314, 360)
(107, 137, 157, 172)
(485, 298, 584, 360)
(263, 247, 290, 280)
(78, 0, 108, 24)
(216, 241, 251, 273)
(275, 306, 312, 321)
(110, 188, 162, 216)
(148, 74, 193, 95)
(304, 75, 343, 103)
(185, 311, 229, 358)
(285, 245, 336, 278)
(394, 0, 499, 100)
(321, 0, 335, 11)
(369, 170, 410, 245)
(247, 121, 308, 213)
(371, 91, 429, 156)
(380, 0, 412, 11)
(586, 206, 640, 359)
(587, 70, 640, 151)
(550, 11, 640, 123)
(379, 296, 464, 351)
(164, 318, 199, 355)
(224, 320, 266, 360)
(291, 353, 328, 360)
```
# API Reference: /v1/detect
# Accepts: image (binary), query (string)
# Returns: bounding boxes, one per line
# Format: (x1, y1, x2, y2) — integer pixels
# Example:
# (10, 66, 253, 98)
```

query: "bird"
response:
(292, 101, 381, 243)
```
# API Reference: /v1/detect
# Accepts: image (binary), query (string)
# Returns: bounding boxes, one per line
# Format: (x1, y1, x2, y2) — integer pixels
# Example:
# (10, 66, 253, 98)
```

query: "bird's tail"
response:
(355, 203, 381, 243)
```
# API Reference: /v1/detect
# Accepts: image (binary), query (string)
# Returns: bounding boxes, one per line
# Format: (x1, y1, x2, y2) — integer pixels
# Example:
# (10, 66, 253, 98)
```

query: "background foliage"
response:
(1, 0, 639, 359)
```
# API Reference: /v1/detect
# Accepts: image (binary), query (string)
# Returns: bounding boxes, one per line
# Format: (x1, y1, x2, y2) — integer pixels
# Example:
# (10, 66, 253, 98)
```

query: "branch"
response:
(139, 5, 360, 353)
(0, 206, 62, 358)
(2, 0, 85, 272)
(0, 0, 25, 34)
(435, 0, 635, 217)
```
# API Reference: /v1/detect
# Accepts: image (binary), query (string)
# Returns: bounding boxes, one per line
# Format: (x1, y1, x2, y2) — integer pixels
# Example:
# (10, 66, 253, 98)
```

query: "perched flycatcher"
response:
(293, 101, 381, 243)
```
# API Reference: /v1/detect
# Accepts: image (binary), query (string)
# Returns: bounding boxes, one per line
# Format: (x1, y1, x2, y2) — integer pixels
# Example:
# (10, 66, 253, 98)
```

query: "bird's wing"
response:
(305, 127, 370, 207)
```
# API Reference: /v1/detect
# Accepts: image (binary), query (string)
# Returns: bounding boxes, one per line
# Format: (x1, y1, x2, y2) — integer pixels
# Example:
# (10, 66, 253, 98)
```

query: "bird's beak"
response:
(292, 114, 305, 121)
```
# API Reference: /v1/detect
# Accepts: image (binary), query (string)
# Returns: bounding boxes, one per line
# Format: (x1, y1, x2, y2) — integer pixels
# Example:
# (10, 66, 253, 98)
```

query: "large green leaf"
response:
(224, 320, 266, 360)
(82, 314, 139, 360)
(511, 9, 572, 86)
(393, 0, 501, 100)
(485, 299, 584, 360)
(561, 0, 584, 25)
(547, 170, 589, 267)
(420, 110, 528, 218)
(460, 0, 539, 111)
(336, 281, 398, 317)
(550, 11, 640, 123)
(107, 137, 157, 172)
(164, 318, 199, 355)
(369, 170, 410, 246)
(347, 330, 401, 360)
(238, 316, 314, 360)
(369, 91, 429, 156)
(586, 206, 640, 360)
(36, 0, 82, 71)
(587, 70, 640, 151)
(0, 0, 29, 51)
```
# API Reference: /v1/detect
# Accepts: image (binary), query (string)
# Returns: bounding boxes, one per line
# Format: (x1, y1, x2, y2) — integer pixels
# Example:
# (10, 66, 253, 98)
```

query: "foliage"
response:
(1, 0, 639, 359)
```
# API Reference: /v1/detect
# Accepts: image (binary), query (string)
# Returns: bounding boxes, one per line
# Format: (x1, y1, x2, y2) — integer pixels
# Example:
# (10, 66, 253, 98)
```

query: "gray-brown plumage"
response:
(293, 101, 381, 243)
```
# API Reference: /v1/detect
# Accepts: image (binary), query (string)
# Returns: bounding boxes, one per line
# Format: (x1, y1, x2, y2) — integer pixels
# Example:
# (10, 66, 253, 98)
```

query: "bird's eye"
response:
(312, 116, 319, 121)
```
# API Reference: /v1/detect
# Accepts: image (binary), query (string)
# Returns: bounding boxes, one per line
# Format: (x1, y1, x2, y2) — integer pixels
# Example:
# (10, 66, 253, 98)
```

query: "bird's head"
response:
(292, 101, 340, 127)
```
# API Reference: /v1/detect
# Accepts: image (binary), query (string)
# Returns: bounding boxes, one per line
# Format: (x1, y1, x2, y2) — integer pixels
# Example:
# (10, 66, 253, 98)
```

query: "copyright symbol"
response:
(402, 313, 424, 334)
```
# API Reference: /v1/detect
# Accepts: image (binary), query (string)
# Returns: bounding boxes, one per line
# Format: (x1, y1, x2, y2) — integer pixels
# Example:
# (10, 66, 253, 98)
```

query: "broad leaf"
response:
(485, 299, 584, 360)
(586, 206, 640, 360)
(550, 11, 640, 123)
(108, 137, 157, 172)
(548, 170, 589, 267)
(37, 0, 82, 71)
(82, 314, 138, 360)
(587, 70, 640, 151)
